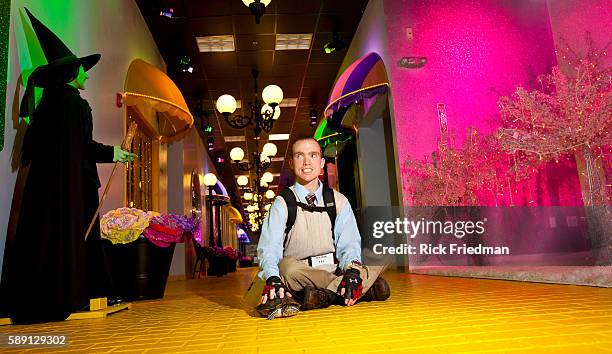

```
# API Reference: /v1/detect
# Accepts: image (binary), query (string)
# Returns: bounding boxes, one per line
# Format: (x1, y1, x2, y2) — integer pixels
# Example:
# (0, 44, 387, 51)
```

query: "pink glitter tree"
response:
(496, 40, 611, 205)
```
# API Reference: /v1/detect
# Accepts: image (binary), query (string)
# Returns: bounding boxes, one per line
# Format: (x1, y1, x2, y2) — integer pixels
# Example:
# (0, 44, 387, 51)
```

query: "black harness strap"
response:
(280, 186, 336, 249)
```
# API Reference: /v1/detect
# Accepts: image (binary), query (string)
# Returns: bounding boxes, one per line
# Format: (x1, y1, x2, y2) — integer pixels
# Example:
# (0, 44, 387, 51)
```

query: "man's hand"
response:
(337, 268, 363, 306)
(113, 145, 137, 163)
(260, 276, 292, 305)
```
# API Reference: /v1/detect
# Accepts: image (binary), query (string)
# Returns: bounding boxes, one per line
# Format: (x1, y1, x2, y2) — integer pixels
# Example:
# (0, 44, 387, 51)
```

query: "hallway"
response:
(2, 269, 611, 353)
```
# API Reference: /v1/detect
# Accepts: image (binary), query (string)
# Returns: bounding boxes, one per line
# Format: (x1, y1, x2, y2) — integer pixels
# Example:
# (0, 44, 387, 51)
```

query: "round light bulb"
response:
(260, 180, 269, 187)
(265, 190, 275, 199)
(242, 0, 271, 6)
(246, 205, 255, 212)
(230, 147, 245, 162)
(244, 192, 253, 200)
(262, 142, 277, 157)
(216, 94, 237, 114)
(262, 172, 274, 183)
(203, 173, 217, 187)
(261, 104, 281, 120)
(265, 204, 271, 211)
(262, 84, 283, 105)
(237, 175, 248, 186)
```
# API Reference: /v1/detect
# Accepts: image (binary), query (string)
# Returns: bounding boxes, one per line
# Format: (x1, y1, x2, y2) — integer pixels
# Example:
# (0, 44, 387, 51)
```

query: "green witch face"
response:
(69, 65, 89, 90)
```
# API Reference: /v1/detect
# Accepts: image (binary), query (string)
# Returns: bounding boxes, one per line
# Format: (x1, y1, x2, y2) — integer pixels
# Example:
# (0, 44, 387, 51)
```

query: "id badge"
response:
(310, 253, 334, 268)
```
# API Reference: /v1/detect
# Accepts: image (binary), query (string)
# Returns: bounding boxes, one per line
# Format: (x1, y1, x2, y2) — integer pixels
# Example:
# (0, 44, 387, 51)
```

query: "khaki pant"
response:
(244, 257, 386, 307)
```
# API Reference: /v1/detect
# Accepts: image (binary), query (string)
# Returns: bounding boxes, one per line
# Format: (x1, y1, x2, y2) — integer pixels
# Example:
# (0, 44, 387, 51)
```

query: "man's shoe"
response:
(360, 277, 390, 302)
(301, 286, 338, 310)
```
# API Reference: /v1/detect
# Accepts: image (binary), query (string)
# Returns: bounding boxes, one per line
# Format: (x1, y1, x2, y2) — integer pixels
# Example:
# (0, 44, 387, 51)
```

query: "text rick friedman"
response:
(373, 243, 510, 255)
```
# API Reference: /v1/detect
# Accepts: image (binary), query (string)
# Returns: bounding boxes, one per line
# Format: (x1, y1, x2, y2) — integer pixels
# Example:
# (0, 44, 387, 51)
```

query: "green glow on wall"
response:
(0, 0, 9, 151)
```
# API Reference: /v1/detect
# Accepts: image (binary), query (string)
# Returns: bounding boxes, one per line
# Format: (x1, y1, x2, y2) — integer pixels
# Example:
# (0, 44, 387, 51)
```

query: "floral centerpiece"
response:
(100, 207, 152, 244)
(143, 214, 200, 247)
(223, 246, 239, 272)
(100, 208, 201, 300)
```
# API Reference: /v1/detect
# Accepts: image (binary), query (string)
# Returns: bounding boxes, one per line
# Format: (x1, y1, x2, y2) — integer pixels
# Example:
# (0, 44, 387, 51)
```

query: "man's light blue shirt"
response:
(257, 181, 362, 280)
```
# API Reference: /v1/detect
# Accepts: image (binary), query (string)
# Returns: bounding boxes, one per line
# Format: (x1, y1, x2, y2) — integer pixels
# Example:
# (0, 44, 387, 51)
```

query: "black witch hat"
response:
(19, 7, 101, 118)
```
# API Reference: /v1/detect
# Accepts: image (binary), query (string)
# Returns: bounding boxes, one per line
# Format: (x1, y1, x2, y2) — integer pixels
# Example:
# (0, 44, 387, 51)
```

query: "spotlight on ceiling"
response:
(179, 56, 193, 73)
(324, 33, 344, 54)
(309, 109, 318, 127)
(242, 0, 272, 24)
(159, 7, 174, 18)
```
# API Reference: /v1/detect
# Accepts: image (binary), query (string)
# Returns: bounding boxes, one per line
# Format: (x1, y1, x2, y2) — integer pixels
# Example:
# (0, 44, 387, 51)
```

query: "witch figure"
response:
(3, 8, 135, 324)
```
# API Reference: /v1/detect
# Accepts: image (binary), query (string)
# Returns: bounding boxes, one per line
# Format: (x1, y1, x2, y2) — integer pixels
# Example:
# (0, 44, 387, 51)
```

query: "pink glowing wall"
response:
(381, 0, 589, 206)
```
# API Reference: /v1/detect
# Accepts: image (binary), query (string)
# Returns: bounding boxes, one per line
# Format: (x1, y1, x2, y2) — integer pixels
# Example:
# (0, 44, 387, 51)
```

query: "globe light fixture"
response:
(237, 175, 249, 187)
(261, 142, 278, 158)
(230, 147, 245, 162)
(265, 190, 275, 199)
(215, 94, 237, 115)
(203, 173, 218, 187)
(216, 69, 282, 136)
(261, 104, 281, 120)
(242, 0, 272, 24)
(261, 172, 274, 183)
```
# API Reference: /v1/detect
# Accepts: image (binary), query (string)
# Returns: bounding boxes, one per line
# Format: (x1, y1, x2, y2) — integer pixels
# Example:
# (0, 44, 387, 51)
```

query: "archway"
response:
(316, 52, 402, 255)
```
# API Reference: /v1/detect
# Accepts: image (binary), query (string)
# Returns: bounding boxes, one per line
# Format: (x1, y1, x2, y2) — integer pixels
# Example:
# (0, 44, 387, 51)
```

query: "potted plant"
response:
(101, 208, 198, 300)
(200, 246, 225, 276)
(224, 246, 238, 272)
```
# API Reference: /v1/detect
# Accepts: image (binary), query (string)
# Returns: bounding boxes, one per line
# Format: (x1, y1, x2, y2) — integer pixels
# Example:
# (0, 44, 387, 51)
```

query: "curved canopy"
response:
(228, 206, 243, 223)
(324, 52, 389, 119)
(123, 59, 193, 143)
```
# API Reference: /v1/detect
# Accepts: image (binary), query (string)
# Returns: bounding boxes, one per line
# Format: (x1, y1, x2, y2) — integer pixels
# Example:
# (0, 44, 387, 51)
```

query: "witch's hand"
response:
(113, 146, 137, 163)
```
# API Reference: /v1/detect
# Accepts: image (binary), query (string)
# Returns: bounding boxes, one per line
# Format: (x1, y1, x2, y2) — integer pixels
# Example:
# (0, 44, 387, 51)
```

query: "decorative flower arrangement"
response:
(100, 207, 151, 244)
(144, 213, 186, 247)
(239, 256, 254, 268)
(202, 246, 225, 258)
(223, 246, 238, 260)
(101, 208, 199, 247)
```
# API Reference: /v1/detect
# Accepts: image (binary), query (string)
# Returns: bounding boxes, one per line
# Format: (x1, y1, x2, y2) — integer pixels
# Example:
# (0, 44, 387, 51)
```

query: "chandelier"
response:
(216, 68, 282, 137)
(241, 0, 272, 24)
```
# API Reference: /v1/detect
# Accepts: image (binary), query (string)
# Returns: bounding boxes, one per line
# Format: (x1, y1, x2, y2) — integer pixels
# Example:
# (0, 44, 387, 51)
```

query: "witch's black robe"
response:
(5, 84, 114, 324)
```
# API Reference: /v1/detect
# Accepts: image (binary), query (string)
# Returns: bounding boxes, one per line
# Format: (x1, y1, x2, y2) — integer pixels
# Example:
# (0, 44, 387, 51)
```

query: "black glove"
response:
(337, 268, 363, 300)
(262, 276, 290, 300)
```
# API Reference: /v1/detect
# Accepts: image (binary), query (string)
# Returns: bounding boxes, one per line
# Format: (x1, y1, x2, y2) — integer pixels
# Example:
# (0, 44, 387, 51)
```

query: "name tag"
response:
(310, 253, 335, 268)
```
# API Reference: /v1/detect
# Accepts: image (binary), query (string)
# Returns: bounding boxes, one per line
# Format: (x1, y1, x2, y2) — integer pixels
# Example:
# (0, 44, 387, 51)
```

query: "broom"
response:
(84, 121, 138, 240)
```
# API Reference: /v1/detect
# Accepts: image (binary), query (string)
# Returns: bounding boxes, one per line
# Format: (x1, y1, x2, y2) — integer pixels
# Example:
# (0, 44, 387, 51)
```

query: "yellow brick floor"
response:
(1, 269, 612, 353)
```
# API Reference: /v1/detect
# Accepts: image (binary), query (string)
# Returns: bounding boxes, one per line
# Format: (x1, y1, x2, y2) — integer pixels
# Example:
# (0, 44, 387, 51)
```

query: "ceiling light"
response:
(262, 172, 274, 183)
(196, 35, 235, 52)
(268, 133, 290, 141)
(224, 136, 246, 142)
(309, 109, 318, 127)
(242, 0, 272, 24)
(279, 98, 298, 107)
(237, 175, 249, 186)
(261, 142, 278, 158)
(261, 104, 281, 120)
(324, 32, 345, 54)
(230, 147, 245, 161)
(207, 136, 214, 151)
(275, 33, 313, 50)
